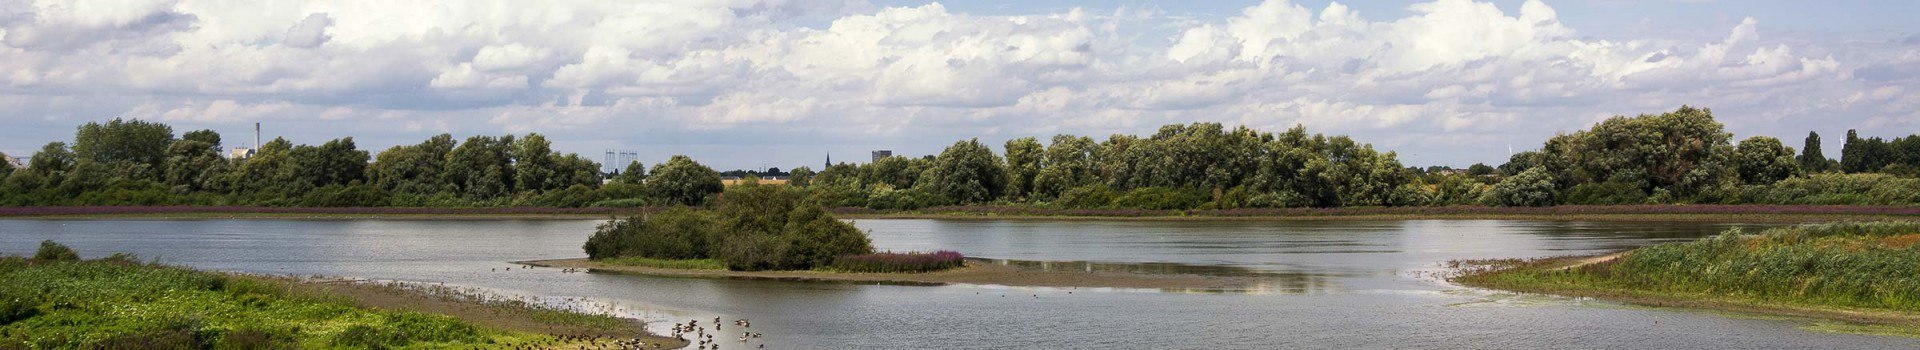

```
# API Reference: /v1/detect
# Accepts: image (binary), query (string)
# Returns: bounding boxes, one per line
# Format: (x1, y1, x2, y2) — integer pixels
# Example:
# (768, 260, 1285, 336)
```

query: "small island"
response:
(557, 181, 1273, 290)
(1453, 221, 1920, 334)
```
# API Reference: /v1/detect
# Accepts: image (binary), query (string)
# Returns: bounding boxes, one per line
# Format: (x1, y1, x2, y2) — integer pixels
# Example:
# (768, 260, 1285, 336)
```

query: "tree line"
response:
(2, 106, 1918, 209)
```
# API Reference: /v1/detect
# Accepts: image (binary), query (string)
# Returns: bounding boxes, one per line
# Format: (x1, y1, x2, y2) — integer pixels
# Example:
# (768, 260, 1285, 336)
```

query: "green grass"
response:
(0, 253, 560, 349)
(1455, 221, 1920, 323)
(596, 257, 727, 270)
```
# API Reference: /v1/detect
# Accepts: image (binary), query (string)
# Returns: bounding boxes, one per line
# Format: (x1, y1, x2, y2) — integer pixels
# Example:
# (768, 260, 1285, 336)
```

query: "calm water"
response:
(2, 218, 1915, 349)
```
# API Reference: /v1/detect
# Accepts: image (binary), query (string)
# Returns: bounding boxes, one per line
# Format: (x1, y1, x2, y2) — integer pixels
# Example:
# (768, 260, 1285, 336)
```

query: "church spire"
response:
(825, 152, 831, 169)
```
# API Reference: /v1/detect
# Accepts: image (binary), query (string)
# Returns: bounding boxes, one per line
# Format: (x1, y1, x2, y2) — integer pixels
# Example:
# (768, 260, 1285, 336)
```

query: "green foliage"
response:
(1799, 131, 1829, 173)
(585, 183, 871, 271)
(1471, 222, 1920, 313)
(1734, 136, 1800, 185)
(73, 118, 175, 176)
(916, 139, 1006, 204)
(1029, 135, 1098, 200)
(647, 155, 723, 206)
(1562, 182, 1648, 205)
(865, 187, 952, 210)
(600, 257, 726, 270)
(33, 240, 80, 261)
(1481, 168, 1558, 207)
(0, 253, 548, 349)
(1109, 187, 1207, 210)
(1003, 137, 1043, 200)
(613, 161, 647, 185)
(1738, 173, 1920, 205)
(1052, 184, 1117, 208)
(1841, 130, 1920, 174)
(1427, 175, 1488, 206)
(787, 166, 814, 187)
(1539, 106, 1733, 198)
(296, 184, 391, 207)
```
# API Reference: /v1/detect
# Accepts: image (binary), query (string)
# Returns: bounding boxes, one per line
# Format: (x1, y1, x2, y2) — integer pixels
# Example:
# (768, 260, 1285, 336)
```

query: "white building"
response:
(2, 154, 21, 169)
(228, 147, 256, 160)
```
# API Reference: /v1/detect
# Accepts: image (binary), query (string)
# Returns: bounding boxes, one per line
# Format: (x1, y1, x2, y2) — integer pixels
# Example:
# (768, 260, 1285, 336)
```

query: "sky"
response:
(0, 0, 1916, 171)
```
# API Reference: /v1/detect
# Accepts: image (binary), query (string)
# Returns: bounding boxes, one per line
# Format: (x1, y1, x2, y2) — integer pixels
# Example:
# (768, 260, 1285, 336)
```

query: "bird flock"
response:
(671, 317, 767, 350)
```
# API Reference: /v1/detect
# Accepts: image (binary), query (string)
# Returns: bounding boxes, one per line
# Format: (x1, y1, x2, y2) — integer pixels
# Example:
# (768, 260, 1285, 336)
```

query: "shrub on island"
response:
(583, 182, 880, 271)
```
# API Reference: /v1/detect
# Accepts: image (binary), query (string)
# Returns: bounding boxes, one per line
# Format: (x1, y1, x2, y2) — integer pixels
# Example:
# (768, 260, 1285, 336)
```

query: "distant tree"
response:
(1540, 106, 1733, 197)
(1031, 135, 1097, 199)
(915, 139, 1006, 204)
(1799, 131, 1828, 173)
(444, 135, 516, 199)
(647, 155, 723, 206)
(182, 129, 222, 151)
(289, 138, 369, 188)
(29, 142, 77, 179)
(0, 151, 12, 177)
(860, 156, 919, 189)
(1481, 168, 1558, 207)
(1734, 136, 1800, 185)
(161, 140, 221, 190)
(787, 166, 814, 187)
(72, 118, 174, 179)
(1003, 137, 1043, 200)
(368, 134, 455, 194)
(512, 133, 558, 193)
(613, 161, 647, 184)
(1465, 163, 1496, 177)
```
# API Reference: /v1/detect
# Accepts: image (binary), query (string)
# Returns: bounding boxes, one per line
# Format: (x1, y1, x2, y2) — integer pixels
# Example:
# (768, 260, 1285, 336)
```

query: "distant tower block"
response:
(871, 150, 892, 163)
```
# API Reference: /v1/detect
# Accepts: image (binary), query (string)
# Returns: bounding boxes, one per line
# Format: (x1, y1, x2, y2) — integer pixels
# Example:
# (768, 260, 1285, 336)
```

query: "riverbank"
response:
(7, 204, 1920, 222)
(0, 250, 685, 349)
(1451, 221, 1920, 335)
(520, 257, 1271, 291)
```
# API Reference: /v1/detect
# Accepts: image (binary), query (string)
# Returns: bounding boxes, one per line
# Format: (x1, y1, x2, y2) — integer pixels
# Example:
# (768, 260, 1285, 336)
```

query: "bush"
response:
(33, 240, 80, 261)
(297, 184, 391, 207)
(801, 185, 869, 208)
(586, 183, 876, 271)
(866, 188, 952, 210)
(1481, 168, 1558, 207)
(1754, 173, 1920, 205)
(830, 251, 965, 273)
(1109, 187, 1208, 210)
(1052, 184, 1117, 208)
(1563, 182, 1648, 205)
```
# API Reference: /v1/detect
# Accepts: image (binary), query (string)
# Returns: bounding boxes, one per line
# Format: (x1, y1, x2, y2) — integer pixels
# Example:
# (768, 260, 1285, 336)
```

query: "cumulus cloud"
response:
(0, 0, 1911, 168)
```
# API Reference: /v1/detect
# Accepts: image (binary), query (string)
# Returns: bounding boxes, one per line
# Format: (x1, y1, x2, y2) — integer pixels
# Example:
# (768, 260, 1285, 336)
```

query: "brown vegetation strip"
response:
(518, 258, 1267, 291)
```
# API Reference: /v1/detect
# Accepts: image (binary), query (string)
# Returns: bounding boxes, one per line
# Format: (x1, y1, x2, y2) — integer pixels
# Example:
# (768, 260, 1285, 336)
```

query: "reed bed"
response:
(828, 251, 966, 273)
(1456, 221, 1920, 313)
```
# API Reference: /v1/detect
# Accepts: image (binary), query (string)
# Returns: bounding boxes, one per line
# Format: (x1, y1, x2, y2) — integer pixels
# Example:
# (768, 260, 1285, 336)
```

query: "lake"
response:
(2, 218, 1915, 349)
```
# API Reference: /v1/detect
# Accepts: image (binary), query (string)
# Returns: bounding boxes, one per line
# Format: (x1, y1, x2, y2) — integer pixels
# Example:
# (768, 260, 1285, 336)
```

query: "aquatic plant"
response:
(829, 251, 966, 273)
(1457, 221, 1920, 313)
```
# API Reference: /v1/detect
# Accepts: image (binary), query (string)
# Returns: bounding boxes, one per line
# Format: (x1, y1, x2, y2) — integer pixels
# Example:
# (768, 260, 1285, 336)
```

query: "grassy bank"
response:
(1453, 221, 1920, 330)
(0, 243, 680, 349)
(9, 204, 1920, 223)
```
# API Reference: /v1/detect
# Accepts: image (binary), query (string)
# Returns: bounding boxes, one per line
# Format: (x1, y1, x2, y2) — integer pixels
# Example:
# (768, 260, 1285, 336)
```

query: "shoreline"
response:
(257, 274, 690, 348)
(518, 257, 1272, 292)
(5, 205, 1920, 222)
(1452, 254, 1920, 331)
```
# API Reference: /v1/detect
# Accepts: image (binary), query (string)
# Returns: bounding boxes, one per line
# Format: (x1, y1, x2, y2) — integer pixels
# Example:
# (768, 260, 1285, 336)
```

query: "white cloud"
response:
(0, 0, 1911, 168)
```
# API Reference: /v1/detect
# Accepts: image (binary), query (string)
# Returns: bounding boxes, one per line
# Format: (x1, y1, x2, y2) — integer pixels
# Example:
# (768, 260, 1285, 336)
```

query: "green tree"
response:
(613, 161, 647, 185)
(368, 134, 455, 194)
(161, 140, 221, 191)
(1734, 136, 1800, 185)
(1541, 106, 1733, 198)
(916, 139, 1006, 204)
(860, 156, 919, 189)
(1482, 168, 1558, 207)
(1031, 135, 1097, 199)
(647, 155, 723, 206)
(1003, 137, 1043, 200)
(0, 152, 12, 177)
(787, 166, 814, 187)
(1799, 131, 1828, 173)
(289, 138, 369, 188)
(181, 129, 222, 151)
(72, 118, 175, 179)
(512, 133, 557, 193)
(444, 135, 515, 199)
